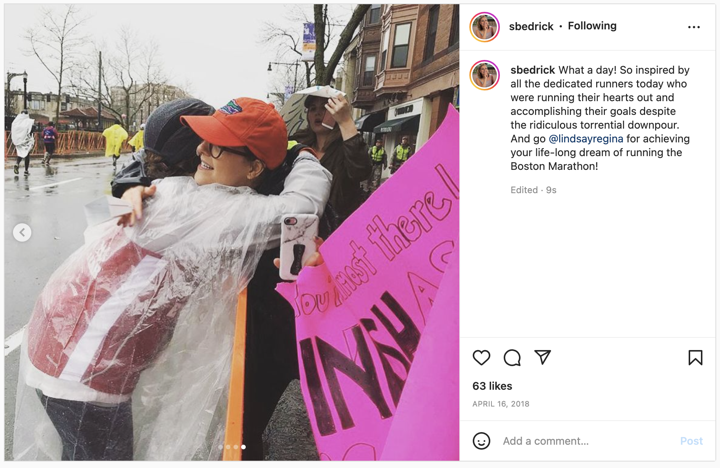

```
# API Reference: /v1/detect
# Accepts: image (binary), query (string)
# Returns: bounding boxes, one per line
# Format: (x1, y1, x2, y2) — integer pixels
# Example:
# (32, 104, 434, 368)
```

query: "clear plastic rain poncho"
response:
(13, 154, 331, 461)
(11, 113, 35, 158)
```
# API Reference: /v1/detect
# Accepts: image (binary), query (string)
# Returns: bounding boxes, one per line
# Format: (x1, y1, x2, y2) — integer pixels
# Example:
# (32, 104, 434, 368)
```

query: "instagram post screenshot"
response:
(461, 1, 717, 465)
(0, 1, 717, 466)
(3, 2, 460, 463)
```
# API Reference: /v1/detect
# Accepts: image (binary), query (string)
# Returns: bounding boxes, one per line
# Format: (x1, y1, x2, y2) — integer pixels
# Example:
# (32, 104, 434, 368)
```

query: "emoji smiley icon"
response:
(473, 432, 490, 450)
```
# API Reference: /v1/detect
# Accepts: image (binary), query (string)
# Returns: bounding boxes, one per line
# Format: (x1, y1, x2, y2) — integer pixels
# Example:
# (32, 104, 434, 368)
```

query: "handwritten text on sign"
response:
(278, 107, 459, 461)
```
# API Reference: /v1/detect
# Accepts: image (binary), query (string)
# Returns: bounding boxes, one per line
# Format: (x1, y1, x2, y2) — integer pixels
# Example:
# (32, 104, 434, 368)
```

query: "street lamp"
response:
(267, 60, 302, 101)
(268, 61, 301, 76)
(5, 70, 28, 118)
(22, 72, 28, 111)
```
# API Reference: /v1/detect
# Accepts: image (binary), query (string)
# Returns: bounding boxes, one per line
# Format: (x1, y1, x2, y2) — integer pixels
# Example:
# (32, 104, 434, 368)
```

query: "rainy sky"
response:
(4, 2, 355, 108)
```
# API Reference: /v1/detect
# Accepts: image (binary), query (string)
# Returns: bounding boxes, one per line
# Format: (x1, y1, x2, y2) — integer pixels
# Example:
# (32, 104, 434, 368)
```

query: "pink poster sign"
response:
(277, 106, 459, 461)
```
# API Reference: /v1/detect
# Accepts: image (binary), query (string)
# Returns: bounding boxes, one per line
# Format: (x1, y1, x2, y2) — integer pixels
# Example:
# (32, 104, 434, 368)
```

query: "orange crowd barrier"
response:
(223, 289, 248, 461)
(5, 131, 134, 160)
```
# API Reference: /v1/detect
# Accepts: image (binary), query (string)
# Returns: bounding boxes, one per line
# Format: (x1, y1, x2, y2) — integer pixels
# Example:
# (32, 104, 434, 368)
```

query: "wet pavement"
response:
(4, 154, 122, 460)
(3, 154, 316, 460)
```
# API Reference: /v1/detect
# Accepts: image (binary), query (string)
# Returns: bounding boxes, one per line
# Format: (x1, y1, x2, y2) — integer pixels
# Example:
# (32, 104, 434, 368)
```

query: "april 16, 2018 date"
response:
(471, 400, 531, 408)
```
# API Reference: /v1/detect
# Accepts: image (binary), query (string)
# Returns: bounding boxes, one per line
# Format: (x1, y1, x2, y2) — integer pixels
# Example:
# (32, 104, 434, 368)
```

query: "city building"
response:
(337, 33, 364, 124)
(349, 4, 459, 169)
(5, 90, 98, 130)
(59, 107, 118, 131)
(110, 83, 190, 131)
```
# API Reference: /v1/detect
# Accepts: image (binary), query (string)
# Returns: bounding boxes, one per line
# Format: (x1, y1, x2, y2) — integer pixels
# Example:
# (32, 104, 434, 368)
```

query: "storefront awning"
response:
(373, 114, 420, 134)
(354, 111, 386, 132)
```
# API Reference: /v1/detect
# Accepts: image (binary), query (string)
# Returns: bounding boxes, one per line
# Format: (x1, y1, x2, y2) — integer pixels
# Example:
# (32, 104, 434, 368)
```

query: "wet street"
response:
(3, 154, 315, 460)
(4, 154, 122, 459)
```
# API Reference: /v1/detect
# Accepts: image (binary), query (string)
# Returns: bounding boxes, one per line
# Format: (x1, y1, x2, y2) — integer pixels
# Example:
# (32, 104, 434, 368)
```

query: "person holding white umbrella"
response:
(292, 86, 370, 224)
(11, 111, 35, 176)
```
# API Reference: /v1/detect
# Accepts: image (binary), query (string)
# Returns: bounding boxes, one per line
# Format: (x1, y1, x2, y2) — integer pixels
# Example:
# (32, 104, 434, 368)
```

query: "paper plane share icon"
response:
(535, 350, 551, 365)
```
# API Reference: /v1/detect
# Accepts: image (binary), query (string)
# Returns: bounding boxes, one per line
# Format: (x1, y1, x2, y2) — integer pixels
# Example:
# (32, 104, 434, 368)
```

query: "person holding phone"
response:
(111, 100, 336, 461)
(297, 93, 371, 224)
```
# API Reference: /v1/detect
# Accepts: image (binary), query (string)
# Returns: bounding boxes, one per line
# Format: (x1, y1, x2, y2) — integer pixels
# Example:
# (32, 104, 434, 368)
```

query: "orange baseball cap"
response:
(180, 97, 287, 170)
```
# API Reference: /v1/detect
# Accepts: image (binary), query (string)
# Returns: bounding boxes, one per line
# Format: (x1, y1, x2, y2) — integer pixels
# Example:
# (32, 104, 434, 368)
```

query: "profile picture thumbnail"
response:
(470, 60, 499, 90)
(470, 12, 499, 42)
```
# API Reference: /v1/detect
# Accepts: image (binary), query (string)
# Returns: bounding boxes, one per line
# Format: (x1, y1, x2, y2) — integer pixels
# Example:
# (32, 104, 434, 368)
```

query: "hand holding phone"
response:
(323, 95, 352, 129)
(321, 111, 336, 130)
(279, 214, 320, 281)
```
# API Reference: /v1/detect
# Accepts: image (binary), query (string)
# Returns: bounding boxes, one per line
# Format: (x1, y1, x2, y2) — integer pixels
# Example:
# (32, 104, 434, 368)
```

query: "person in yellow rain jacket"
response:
(103, 120, 129, 168)
(390, 135, 414, 174)
(128, 123, 145, 152)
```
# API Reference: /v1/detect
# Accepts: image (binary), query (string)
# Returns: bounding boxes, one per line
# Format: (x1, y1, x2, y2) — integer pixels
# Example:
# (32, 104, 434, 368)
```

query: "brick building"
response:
(6, 91, 98, 130)
(349, 4, 459, 175)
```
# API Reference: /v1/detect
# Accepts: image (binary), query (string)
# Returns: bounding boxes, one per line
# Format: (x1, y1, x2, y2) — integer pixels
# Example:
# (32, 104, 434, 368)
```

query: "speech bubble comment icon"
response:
(504, 349, 521, 366)
(473, 350, 490, 366)
(473, 432, 490, 450)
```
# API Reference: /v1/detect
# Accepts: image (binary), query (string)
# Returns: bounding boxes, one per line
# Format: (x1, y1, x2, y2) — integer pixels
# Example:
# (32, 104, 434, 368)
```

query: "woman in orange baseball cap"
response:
(115, 96, 335, 460)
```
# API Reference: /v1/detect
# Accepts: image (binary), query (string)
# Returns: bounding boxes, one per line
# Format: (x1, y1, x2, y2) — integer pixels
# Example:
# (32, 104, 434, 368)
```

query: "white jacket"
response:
(14, 153, 331, 461)
(11, 113, 35, 158)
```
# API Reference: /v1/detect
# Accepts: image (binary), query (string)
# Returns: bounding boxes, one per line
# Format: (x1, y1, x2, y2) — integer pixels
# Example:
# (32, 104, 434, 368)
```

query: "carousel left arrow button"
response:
(13, 223, 32, 242)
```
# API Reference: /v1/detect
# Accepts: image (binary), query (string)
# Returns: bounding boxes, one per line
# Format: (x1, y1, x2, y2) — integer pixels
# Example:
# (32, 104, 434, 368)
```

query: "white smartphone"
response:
(321, 110, 337, 130)
(279, 214, 319, 281)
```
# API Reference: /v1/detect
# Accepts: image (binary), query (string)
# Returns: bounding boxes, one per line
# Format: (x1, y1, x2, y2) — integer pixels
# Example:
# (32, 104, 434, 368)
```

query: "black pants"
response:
(43, 142, 55, 164)
(37, 390, 134, 461)
(15, 156, 29, 171)
(242, 248, 300, 460)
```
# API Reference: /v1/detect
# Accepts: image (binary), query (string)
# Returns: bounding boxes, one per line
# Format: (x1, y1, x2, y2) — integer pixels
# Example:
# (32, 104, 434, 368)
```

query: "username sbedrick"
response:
(509, 21, 616, 32)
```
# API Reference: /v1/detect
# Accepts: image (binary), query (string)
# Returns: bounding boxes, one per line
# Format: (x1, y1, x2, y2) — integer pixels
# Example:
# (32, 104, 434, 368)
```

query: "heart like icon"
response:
(473, 350, 490, 366)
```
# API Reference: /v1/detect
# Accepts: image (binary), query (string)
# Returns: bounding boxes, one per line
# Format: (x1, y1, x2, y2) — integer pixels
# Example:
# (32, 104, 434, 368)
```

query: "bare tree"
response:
(259, 5, 318, 89)
(72, 28, 179, 129)
(25, 4, 88, 122)
(70, 42, 126, 123)
(266, 64, 304, 108)
(259, 4, 370, 94)
(314, 4, 369, 85)
(108, 28, 166, 128)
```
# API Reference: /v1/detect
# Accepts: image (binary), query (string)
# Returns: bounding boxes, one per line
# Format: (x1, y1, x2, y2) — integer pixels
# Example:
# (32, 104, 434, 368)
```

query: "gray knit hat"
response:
(144, 98, 214, 166)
